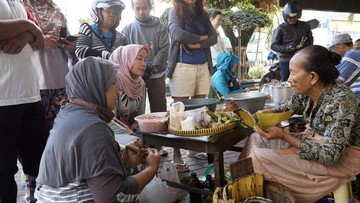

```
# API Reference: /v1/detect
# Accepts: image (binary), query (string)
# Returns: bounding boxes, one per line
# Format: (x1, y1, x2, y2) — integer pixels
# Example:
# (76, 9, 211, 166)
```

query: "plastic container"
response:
(134, 112, 168, 133)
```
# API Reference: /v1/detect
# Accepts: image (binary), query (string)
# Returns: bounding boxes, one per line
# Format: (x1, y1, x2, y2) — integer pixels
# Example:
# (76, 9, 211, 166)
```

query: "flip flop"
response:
(171, 161, 190, 173)
(188, 152, 208, 160)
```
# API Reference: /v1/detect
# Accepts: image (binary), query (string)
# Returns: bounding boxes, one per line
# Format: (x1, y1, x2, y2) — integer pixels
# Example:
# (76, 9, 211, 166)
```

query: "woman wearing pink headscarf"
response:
(109, 44, 148, 129)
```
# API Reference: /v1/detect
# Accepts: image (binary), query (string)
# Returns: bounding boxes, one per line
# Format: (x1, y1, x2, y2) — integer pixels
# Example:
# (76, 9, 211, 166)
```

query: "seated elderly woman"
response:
(109, 45, 148, 130)
(240, 45, 360, 203)
(35, 57, 160, 202)
(211, 51, 248, 96)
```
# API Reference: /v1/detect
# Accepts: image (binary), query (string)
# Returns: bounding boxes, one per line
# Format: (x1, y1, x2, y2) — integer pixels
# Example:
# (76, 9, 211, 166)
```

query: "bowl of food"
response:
(134, 112, 168, 133)
(222, 92, 268, 113)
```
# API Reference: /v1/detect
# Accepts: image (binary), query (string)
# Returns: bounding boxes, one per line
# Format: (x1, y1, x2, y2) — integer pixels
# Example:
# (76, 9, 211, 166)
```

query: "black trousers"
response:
(0, 102, 48, 203)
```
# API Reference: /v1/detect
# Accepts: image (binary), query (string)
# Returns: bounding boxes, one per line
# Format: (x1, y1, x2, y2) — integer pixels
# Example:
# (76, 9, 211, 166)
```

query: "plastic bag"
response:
(139, 176, 172, 203)
(159, 162, 181, 202)
(120, 139, 143, 168)
(169, 102, 185, 130)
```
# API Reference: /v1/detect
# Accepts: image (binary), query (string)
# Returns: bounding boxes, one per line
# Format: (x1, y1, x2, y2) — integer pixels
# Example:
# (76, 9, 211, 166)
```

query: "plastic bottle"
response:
(202, 174, 214, 203)
(203, 174, 214, 191)
(189, 172, 202, 203)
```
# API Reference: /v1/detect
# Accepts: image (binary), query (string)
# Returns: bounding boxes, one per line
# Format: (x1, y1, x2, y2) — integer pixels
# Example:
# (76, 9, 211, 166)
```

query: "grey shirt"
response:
(36, 104, 128, 187)
(122, 16, 169, 76)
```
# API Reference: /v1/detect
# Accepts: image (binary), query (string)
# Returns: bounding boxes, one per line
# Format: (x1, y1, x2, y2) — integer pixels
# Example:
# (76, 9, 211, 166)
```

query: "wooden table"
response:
(141, 125, 253, 187)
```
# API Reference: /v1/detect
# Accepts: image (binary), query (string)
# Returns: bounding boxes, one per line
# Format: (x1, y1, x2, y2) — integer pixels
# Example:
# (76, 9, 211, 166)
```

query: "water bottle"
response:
(202, 174, 214, 203)
(189, 172, 202, 203)
(203, 174, 214, 191)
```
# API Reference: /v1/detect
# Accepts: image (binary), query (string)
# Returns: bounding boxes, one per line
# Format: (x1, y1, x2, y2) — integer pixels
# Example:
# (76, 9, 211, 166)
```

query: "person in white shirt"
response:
(0, 1, 48, 202)
(210, 10, 227, 75)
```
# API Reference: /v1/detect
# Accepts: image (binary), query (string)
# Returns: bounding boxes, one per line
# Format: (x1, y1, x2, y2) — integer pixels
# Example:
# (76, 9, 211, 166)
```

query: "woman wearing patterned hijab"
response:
(24, 0, 78, 130)
(35, 57, 160, 202)
(109, 44, 148, 129)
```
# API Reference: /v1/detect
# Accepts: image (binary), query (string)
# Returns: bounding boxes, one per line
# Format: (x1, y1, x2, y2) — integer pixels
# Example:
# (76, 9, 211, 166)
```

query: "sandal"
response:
(171, 161, 190, 173)
(159, 147, 168, 156)
(23, 187, 37, 203)
(23, 195, 37, 203)
(23, 175, 37, 203)
(188, 152, 208, 160)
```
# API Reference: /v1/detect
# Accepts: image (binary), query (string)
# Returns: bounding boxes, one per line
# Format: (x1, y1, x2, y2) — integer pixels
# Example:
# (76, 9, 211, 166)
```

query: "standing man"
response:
(271, 1, 313, 81)
(122, 0, 169, 155)
(329, 33, 360, 97)
(0, 1, 48, 202)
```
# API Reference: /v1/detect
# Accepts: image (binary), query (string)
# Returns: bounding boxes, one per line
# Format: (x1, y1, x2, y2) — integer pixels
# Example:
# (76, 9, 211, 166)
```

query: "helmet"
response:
(91, 0, 125, 28)
(282, 1, 302, 21)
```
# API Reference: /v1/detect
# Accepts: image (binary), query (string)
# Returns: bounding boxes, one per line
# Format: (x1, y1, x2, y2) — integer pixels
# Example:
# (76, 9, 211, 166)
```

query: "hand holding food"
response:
(254, 126, 287, 140)
(145, 148, 160, 168)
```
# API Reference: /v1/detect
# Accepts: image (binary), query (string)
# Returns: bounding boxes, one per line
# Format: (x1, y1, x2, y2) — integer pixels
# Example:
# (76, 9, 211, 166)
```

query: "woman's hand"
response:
(145, 148, 160, 168)
(44, 35, 59, 48)
(200, 35, 208, 41)
(59, 37, 77, 53)
(253, 126, 286, 140)
(187, 43, 200, 49)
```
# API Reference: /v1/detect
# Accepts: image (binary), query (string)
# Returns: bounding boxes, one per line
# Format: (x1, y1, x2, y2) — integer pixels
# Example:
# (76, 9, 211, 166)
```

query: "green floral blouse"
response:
(275, 83, 360, 166)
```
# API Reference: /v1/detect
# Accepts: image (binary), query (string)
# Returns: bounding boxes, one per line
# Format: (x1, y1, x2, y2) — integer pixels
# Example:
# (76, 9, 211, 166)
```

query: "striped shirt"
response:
(337, 48, 360, 98)
(75, 23, 127, 60)
(36, 181, 93, 203)
(36, 181, 141, 203)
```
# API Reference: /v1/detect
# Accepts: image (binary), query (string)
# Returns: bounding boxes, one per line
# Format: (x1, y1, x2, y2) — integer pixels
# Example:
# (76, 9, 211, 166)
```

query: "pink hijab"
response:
(109, 45, 146, 99)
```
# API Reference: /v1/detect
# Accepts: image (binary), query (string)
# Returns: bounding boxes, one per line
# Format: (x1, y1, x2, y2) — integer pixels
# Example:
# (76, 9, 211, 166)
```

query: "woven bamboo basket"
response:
(168, 122, 236, 137)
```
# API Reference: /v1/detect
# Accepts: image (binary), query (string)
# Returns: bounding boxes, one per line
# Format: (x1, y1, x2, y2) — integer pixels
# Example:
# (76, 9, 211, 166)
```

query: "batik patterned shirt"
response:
(275, 83, 360, 166)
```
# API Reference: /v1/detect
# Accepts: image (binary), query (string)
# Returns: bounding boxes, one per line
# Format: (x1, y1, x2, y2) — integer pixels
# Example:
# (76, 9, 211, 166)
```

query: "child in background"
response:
(211, 51, 248, 96)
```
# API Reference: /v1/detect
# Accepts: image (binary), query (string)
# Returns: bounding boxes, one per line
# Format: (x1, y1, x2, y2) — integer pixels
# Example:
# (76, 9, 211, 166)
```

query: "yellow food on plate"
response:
(233, 108, 292, 128)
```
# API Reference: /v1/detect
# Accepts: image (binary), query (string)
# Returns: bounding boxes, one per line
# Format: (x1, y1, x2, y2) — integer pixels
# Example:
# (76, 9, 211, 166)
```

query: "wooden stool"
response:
(333, 177, 356, 203)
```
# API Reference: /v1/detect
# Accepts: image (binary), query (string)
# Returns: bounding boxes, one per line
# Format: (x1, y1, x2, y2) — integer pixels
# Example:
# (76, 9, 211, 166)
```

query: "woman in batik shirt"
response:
(240, 45, 360, 203)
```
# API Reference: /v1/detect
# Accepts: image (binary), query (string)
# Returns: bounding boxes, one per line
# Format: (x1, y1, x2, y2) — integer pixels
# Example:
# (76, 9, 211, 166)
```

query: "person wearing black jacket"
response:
(271, 1, 313, 81)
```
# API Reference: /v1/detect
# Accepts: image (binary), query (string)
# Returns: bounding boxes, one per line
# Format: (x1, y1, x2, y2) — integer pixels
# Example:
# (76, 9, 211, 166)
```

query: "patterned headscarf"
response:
(65, 57, 118, 122)
(109, 45, 146, 100)
(24, 0, 67, 36)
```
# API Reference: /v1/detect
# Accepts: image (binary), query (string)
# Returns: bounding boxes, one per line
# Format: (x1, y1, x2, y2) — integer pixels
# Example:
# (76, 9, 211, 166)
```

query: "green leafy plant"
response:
(247, 62, 268, 79)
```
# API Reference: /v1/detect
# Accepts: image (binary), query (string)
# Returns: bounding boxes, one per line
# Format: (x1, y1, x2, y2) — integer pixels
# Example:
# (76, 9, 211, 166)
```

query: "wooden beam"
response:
(278, 0, 360, 13)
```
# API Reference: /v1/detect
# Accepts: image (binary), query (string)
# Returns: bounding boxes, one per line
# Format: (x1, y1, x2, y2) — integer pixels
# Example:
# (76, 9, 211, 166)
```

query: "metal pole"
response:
(238, 29, 242, 83)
